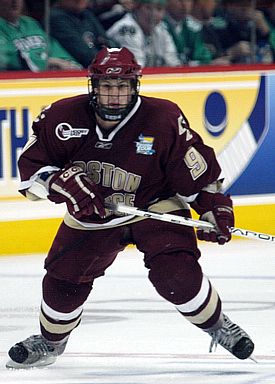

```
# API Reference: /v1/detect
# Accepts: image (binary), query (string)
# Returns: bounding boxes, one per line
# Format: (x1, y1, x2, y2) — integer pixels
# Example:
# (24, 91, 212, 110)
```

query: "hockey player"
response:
(6, 47, 254, 369)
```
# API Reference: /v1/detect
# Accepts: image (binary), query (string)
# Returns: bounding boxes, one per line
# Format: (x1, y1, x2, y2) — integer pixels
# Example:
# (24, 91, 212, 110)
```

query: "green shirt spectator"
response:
(163, 0, 212, 65)
(164, 15, 212, 65)
(0, 0, 82, 71)
(260, 1, 275, 62)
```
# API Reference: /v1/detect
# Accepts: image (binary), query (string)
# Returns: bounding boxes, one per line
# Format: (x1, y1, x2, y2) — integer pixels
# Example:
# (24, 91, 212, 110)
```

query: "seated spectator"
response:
(258, 0, 275, 62)
(88, 0, 117, 17)
(106, 0, 181, 67)
(24, 0, 56, 23)
(0, 0, 82, 71)
(191, 0, 229, 64)
(49, 0, 117, 68)
(219, 0, 272, 64)
(97, 0, 135, 30)
(163, 0, 212, 65)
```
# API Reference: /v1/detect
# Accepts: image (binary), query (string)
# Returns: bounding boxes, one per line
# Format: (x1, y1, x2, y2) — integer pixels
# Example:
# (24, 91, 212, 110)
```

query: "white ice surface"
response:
(0, 240, 275, 383)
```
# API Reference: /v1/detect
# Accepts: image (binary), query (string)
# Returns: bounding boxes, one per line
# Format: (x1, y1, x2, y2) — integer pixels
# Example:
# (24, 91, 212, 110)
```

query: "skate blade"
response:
(6, 356, 56, 369)
(249, 354, 258, 363)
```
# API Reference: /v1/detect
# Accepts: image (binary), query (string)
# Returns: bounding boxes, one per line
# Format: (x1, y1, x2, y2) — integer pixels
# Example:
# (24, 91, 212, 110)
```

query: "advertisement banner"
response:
(0, 71, 273, 198)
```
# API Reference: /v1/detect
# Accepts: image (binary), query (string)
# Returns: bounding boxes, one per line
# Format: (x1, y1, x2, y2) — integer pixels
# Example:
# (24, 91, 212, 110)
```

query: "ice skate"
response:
(6, 334, 67, 369)
(208, 314, 254, 360)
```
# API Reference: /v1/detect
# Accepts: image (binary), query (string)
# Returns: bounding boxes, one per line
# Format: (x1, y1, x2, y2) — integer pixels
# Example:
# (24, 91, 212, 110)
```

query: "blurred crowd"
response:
(1, 0, 275, 72)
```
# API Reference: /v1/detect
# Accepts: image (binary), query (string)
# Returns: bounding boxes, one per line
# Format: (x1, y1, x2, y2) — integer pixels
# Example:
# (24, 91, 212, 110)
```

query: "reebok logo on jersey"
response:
(95, 142, 113, 149)
(135, 134, 155, 155)
(55, 123, 89, 141)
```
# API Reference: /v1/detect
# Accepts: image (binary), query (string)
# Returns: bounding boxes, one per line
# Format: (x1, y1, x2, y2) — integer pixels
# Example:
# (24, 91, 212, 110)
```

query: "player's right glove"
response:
(191, 191, 234, 245)
(48, 165, 106, 219)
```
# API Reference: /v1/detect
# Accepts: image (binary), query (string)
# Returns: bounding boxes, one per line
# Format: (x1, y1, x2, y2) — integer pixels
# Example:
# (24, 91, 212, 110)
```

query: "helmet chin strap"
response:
(91, 98, 128, 121)
(95, 112, 120, 130)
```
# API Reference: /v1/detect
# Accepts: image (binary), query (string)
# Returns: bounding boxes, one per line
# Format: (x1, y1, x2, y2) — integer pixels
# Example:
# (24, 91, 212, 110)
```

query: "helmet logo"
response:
(106, 67, 122, 74)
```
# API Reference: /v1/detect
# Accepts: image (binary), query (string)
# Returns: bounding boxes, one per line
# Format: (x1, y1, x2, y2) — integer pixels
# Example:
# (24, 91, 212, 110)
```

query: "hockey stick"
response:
(107, 203, 275, 244)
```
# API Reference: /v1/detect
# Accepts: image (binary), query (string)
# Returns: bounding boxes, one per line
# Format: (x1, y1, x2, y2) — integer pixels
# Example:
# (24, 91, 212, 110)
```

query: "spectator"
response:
(24, 0, 56, 23)
(88, 0, 117, 17)
(163, 0, 212, 65)
(219, 0, 272, 64)
(0, 0, 82, 71)
(49, 0, 117, 68)
(191, 0, 243, 65)
(258, 0, 275, 61)
(97, 0, 135, 30)
(106, 0, 181, 67)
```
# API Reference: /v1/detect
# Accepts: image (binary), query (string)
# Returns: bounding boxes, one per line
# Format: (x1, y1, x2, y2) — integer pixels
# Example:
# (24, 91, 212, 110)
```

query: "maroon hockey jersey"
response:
(18, 94, 221, 227)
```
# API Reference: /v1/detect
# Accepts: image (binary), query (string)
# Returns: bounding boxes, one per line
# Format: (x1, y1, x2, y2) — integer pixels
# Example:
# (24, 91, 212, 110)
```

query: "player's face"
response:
(96, 78, 134, 110)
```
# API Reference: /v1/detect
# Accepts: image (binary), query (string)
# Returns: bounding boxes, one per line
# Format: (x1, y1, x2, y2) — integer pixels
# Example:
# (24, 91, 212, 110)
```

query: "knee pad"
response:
(148, 251, 203, 305)
(42, 274, 93, 313)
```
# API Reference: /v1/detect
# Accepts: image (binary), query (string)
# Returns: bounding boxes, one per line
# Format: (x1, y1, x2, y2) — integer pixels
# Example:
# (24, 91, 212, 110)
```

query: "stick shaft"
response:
(110, 204, 275, 244)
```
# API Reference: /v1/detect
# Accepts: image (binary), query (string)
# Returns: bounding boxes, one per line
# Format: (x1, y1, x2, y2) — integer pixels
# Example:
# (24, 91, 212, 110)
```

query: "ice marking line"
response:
(205, 275, 275, 281)
(1, 273, 275, 281)
(107, 274, 275, 281)
(41, 351, 275, 362)
(237, 375, 275, 384)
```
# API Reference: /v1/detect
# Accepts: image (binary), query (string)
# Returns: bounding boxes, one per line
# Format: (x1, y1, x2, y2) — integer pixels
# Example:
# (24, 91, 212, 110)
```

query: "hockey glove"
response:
(192, 192, 234, 245)
(48, 165, 106, 219)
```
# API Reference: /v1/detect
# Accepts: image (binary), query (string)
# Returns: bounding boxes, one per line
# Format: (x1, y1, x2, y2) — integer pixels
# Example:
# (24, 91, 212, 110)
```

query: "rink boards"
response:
(0, 195, 274, 255)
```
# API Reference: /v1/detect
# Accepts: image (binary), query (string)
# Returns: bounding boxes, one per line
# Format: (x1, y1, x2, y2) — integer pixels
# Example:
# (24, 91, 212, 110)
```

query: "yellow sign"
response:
(141, 73, 261, 152)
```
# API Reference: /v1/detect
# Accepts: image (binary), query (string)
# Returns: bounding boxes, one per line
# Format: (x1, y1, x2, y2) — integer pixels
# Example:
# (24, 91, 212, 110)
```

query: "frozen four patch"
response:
(135, 134, 155, 155)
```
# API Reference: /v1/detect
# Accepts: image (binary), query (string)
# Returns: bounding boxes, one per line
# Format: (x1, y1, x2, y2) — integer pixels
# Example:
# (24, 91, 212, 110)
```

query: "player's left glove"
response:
(191, 191, 234, 245)
(48, 165, 106, 219)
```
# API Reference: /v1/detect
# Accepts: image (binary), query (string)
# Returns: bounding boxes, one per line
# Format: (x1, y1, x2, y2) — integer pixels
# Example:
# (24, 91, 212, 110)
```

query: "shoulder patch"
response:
(33, 104, 52, 122)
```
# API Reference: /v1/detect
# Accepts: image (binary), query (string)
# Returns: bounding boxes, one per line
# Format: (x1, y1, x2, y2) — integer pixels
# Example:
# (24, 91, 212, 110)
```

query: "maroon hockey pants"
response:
(41, 214, 220, 340)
